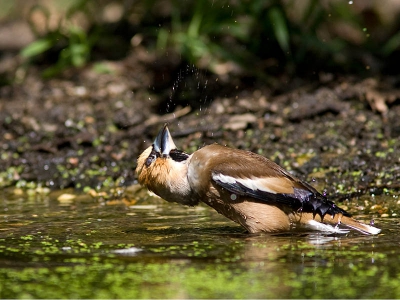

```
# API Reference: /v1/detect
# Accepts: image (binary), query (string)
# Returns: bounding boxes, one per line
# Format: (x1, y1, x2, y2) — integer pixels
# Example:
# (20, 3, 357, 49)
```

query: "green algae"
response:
(1, 189, 399, 299)
(1, 253, 399, 299)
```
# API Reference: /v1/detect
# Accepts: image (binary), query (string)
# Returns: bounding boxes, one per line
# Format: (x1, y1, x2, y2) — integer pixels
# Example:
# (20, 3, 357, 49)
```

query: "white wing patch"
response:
(212, 173, 294, 194)
(212, 173, 237, 184)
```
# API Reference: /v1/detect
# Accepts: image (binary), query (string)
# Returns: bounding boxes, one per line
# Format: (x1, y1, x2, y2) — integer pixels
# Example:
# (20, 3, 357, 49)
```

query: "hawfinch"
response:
(136, 125, 381, 235)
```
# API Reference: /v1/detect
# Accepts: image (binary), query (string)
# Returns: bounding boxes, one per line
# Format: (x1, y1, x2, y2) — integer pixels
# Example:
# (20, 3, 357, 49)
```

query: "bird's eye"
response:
(145, 155, 155, 167)
(145, 149, 159, 167)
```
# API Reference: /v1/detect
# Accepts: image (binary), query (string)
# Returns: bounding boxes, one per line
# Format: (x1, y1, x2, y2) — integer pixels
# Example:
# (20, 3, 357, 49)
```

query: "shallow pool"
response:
(0, 186, 399, 298)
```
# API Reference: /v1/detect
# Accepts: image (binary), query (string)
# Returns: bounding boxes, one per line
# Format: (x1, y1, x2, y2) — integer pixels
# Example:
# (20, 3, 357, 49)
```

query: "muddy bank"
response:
(0, 51, 399, 202)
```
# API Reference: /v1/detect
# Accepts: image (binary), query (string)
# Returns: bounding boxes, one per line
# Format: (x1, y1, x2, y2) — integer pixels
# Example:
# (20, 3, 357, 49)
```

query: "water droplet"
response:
(65, 119, 73, 127)
(230, 194, 237, 201)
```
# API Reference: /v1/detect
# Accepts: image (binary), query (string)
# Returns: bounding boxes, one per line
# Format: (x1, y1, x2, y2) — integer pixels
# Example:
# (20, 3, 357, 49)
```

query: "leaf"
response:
(268, 6, 290, 53)
(20, 38, 53, 58)
(382, 30, 400, 56)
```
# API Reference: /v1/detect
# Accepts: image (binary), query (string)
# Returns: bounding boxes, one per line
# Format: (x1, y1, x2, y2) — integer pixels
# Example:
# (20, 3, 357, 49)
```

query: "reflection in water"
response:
(0, 188, 399, 298)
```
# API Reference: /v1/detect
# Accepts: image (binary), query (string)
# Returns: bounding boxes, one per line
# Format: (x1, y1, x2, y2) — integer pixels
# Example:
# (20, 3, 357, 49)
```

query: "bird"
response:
(136, 124, 381, 235)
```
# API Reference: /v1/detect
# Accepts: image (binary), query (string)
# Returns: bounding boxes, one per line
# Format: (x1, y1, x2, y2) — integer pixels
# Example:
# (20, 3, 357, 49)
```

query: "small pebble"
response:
(57, 193, 76, 202)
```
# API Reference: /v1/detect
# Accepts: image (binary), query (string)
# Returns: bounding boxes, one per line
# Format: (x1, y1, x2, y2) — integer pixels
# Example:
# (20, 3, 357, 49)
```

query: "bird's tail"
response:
(338, 215, 381, 235)
(295, 212, 381, 235)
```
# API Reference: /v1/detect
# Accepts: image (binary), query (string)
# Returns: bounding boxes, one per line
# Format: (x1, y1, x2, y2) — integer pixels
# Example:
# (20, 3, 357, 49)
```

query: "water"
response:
(0, 187, 399, 298)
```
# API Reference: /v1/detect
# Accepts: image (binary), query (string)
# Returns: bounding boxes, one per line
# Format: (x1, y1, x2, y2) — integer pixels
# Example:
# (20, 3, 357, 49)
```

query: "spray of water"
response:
(166, 64, 211, 120)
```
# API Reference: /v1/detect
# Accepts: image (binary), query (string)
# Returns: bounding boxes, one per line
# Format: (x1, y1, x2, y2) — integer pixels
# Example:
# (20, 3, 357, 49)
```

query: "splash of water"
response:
(167, 64, 211, 119)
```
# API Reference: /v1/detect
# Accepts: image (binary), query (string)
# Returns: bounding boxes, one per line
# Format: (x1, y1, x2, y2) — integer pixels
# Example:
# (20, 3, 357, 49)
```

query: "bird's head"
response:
(136, 124, 194, 204)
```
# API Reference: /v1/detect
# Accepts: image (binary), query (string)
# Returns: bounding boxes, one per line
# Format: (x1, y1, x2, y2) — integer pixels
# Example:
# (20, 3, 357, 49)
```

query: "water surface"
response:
(0, 187, 399, 298)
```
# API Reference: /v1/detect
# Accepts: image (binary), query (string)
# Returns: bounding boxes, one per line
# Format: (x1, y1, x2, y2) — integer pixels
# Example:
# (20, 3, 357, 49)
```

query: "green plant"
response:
(154, 0, 400, 77)
(18, 0, 400, 80)
(20, 1, 97, 78)
(156, 0, 291, 77)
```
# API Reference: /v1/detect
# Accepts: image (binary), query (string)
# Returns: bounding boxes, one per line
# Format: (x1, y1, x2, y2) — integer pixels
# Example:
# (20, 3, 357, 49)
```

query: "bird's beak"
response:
(153, 124, 177, 156)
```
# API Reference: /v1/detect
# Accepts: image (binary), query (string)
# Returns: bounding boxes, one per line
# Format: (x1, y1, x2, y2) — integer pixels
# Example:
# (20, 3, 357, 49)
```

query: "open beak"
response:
(153, 124, 177, 156)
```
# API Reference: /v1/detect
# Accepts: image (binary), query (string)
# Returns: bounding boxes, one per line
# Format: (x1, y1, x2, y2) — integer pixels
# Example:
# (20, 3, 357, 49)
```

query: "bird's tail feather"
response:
(296, 213, 381, 235)
(339, 215, 381, 235)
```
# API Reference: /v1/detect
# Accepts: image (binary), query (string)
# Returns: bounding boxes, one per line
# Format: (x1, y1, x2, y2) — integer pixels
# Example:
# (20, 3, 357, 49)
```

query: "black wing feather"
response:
(213, 177, 351, 219)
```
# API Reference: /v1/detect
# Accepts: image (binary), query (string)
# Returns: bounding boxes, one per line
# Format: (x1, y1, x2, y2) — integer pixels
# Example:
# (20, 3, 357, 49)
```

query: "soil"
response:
(1, 46, 400, 202)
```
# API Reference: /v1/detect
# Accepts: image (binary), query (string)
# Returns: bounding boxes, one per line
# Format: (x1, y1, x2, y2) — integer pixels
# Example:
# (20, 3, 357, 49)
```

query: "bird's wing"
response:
(210, 151, 350, 218)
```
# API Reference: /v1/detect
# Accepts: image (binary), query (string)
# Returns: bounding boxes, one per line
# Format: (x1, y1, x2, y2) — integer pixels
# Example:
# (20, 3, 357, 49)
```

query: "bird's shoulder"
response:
(192, 144, 299, 182)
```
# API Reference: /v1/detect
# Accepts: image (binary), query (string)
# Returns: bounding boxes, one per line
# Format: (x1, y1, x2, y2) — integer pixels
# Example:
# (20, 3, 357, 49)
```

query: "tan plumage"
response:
(136, 125, 381, 235)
